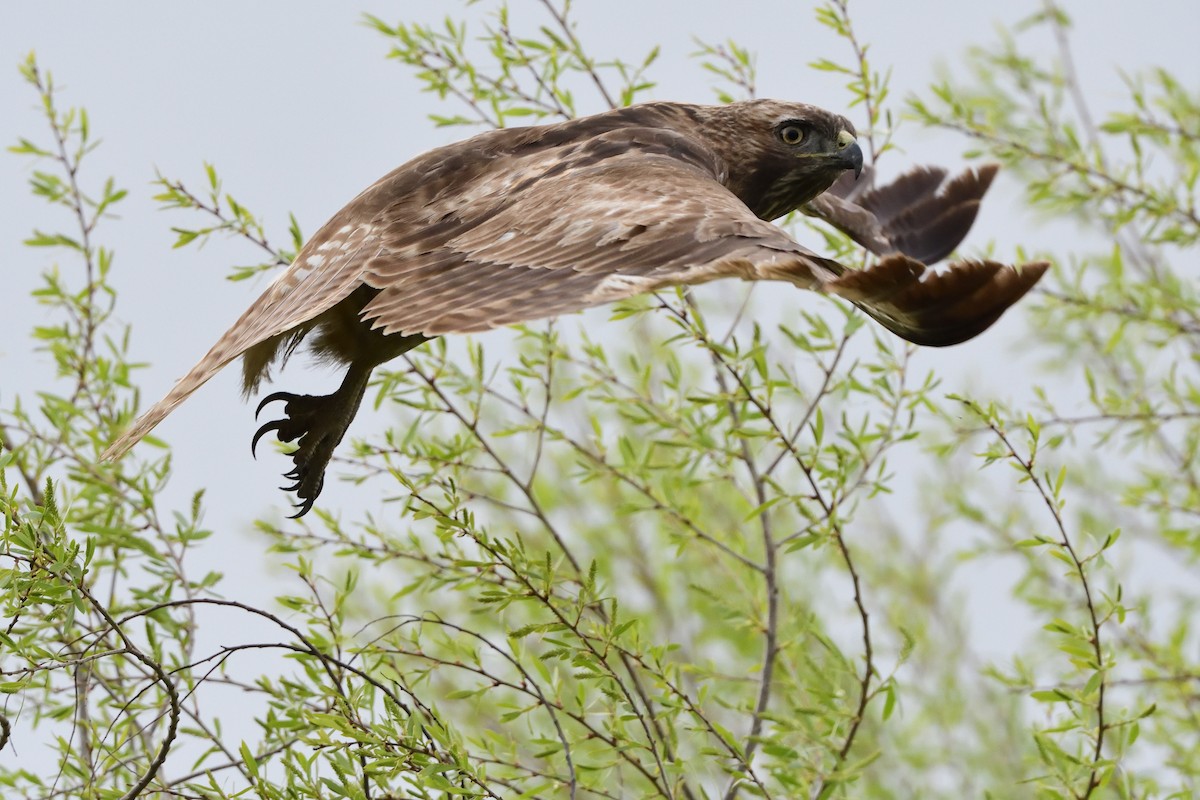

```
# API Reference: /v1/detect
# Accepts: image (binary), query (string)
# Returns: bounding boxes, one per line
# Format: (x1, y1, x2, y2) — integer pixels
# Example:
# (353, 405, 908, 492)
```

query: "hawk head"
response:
(697, 100, 863, 222)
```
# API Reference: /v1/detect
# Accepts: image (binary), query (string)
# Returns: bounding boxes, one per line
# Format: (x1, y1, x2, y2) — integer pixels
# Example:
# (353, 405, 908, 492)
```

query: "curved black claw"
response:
(250, 389, 349, 518)
(288, 473, 324, 519)
(256, 390, 297, 419)
(251, 420, 285, 458)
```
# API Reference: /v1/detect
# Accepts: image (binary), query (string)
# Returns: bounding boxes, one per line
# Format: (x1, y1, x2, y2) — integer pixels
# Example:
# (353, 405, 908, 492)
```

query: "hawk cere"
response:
(102, 100, 1048, 515)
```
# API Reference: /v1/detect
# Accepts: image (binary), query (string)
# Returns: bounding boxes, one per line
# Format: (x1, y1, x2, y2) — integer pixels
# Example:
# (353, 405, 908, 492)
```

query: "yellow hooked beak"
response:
(836, 129, 863, 179)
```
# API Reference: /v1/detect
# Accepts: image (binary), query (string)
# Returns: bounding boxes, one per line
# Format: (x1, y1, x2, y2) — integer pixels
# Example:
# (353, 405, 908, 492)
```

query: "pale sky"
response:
(1, 0, 1197, 780)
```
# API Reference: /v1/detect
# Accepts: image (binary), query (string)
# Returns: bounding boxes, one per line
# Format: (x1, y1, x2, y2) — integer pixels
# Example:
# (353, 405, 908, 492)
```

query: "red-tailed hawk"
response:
(102, 100, 1047, 516)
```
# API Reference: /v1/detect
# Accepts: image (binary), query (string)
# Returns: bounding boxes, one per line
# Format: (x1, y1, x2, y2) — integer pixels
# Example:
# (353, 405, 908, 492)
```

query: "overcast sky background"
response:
(2, 0, 1197, 780)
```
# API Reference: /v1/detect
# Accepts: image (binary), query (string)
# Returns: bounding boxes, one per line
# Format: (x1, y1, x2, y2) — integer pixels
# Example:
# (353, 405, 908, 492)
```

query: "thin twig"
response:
(976, 410, 1108, 799)
(538, 0, 618, 110)
(75, 583, 180, 800)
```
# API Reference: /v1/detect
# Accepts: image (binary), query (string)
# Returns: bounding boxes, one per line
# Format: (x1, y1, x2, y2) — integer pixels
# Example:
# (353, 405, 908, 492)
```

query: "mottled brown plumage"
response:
(101, 99, 1047, 515)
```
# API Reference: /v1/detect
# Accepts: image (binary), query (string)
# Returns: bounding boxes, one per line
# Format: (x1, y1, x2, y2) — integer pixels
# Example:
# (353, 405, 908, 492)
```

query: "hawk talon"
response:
(251, 419, 285, 457)
(288, 473, 324, 518)
(253, 397, 333, 514)
(256, 390, 297, 419)
(289, 502, 314, 520)
(250, 366, 371, 517)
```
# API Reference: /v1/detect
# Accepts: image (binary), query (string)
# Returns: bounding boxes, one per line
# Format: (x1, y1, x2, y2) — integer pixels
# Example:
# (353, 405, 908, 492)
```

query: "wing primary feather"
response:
(807, 163, 1001, 266)
(826, 256, 1049, 346)
(101, 328, 253, 460)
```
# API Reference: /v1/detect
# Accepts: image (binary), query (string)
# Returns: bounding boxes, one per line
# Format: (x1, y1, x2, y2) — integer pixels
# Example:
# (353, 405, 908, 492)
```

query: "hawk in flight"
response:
(102, 100, 1047, 516)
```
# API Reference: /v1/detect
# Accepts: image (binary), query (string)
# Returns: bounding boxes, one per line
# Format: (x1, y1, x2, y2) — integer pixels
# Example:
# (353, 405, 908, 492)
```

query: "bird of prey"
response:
(101, 100, 1047, 516)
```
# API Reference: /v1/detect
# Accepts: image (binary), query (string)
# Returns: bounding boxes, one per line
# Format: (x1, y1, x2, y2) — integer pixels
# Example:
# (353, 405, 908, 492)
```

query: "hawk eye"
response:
(778, 124, 805, 145)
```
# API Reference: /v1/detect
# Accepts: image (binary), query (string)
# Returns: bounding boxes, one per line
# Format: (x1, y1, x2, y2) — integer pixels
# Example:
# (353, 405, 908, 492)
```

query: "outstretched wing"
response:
(806, 163, 999, 264)
(358, 136, 844, 336)
(360, 148, 1044, 347)
(100, 200, 384, 461)
(100, 130, 833, 462)
(824, 255, 1048, 346)
(798, 161, 1046, 346)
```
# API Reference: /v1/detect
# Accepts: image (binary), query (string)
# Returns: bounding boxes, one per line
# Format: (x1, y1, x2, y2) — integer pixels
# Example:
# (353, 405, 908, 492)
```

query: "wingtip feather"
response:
(826, 256, 1049, 347)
